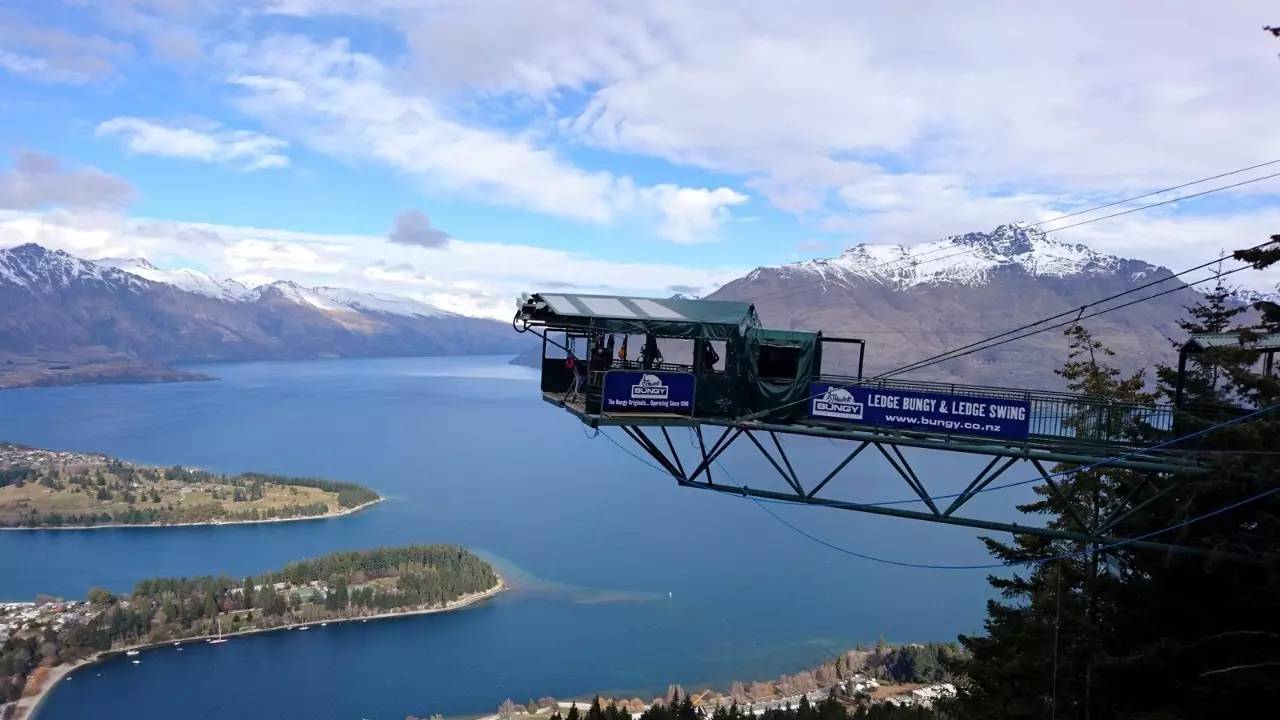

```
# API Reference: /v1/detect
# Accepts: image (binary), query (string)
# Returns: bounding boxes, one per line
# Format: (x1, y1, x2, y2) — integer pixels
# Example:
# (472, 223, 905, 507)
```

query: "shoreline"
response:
(0, 497, 384, 532)
(9, 576, 505, 720)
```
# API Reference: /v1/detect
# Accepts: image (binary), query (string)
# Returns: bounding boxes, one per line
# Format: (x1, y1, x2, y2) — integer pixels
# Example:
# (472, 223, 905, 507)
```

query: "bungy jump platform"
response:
(513, 291, 1273, 563)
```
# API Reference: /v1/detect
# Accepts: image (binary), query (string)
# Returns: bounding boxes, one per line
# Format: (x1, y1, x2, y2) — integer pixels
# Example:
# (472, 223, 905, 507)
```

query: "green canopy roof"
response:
(1184, 332, 1280, 353)
(520, 292, 760, 339)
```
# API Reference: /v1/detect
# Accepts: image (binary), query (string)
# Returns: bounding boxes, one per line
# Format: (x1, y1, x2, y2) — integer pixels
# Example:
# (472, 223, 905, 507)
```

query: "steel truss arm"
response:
(609, 422, 1269, 564)
(877, 442, 940, 516)
(1030, 459, 1094, 536)
(944, 456, 1018, 517)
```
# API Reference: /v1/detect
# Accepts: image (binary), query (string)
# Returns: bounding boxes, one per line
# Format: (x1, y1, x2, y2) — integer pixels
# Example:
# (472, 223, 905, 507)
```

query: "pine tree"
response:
(1091, 234, 1280, 715)
(1154, 268, 1246, 417)
(958, 234, 1280, 718)
(955, 325, 1153, 719)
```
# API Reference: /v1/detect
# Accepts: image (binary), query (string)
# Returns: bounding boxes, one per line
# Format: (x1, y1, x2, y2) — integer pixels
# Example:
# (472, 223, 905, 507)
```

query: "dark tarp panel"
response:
(742, 328, 821, 420)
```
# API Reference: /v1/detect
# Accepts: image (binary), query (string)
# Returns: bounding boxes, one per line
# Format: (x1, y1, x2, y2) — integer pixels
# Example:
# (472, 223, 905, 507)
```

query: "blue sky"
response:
(1, 1, 1278, 316)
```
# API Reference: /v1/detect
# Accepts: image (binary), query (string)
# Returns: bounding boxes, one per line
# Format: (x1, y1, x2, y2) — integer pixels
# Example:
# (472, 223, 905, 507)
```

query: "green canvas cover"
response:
(741, 327, 821, 419)
(525, 292, 759, 340)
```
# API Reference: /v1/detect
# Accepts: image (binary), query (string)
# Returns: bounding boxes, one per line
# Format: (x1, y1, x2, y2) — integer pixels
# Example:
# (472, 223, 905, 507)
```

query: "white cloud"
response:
(0, 151, 137, 210)
(223, 238, 345, 274)
(0, 50, 91, 84)
(0, 210, 746, 319)
(829, 173, 1057, 244)
(269, 1, 1280, 238)
(96, 117, 290, 171)
(0, 14, 130, 84)
(218, 35, 745, 241)
(388, 210, 450, 248)
(647, 186, 748, 244)
(64, 0, 205, 61)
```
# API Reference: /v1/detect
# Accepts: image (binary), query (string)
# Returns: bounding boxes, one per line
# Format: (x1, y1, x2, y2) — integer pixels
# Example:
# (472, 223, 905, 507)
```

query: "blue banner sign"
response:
(808, 383, 1031, 440)
(603, 371, 695, 414)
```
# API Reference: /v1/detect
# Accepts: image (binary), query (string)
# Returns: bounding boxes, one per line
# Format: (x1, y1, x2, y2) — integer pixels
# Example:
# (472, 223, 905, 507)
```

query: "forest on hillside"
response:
(946, 238, 1280, 718)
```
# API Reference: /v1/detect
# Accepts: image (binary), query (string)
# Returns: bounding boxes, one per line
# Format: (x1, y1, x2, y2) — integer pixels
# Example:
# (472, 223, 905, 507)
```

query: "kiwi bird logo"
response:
(821, 387, 855, 404)
(631, 373, 670, 399)
(813, 386, 864, 420)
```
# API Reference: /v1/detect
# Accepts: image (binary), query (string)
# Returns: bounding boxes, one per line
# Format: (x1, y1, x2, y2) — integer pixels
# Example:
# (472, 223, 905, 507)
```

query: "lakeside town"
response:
(0, 546, 503, 719)
(470, 675, 957, 720)
(441, 644, 960, 720)
(4, 590, 955, 720)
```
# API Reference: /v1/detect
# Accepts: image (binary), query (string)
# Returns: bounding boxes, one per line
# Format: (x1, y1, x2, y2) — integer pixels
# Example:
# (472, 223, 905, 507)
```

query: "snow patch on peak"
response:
(7, 243, 467, 321)
(309, 286, 457, 319)
(261, 282, 456, 319)
(99, 257, 158, 273)
(1, 243, 145, 293)
(785, 224, 1134, 290)
(96, 257, 255, 302)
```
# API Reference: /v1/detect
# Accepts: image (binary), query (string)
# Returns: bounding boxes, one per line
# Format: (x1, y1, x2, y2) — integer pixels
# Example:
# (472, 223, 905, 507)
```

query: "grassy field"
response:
(0, 479, 339, 525)
(0, 443, 379, 527)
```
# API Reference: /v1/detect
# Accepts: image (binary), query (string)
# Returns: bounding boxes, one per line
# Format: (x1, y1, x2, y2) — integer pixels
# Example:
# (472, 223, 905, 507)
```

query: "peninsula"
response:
(1, 545, 504, 719)
(0, 443, 381, 529)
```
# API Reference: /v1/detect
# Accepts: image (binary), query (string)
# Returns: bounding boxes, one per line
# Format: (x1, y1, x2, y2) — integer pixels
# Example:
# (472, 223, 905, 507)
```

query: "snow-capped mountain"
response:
(711, 224, 1227, 388)
(97, 256, 256, 303)
(94, 256, 458, 318)
(0, 242, 148, 294)
(755, 224, 1156, 291)
(0, 243, 525, 388)
(260, 281, 457, 319)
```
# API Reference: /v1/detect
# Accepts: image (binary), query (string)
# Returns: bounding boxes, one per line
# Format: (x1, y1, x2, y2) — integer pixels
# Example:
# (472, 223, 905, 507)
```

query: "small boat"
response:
(176, 647, 184, 652)
(172, 642, 180, 647)
(297, 625, 310, 631)
(207, 618, 228, 644)
(131, 660, 141, 665)
(320, 622, 328, 627)
(125, 650, 140, 657)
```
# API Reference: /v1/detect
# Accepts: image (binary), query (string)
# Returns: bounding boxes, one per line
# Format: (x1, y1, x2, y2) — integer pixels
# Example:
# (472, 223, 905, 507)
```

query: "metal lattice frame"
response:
(612, 423, 1266, 564)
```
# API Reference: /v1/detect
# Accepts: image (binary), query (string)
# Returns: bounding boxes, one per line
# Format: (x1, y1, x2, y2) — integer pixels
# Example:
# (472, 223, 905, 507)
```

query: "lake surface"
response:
(0, 355, 1029, 719)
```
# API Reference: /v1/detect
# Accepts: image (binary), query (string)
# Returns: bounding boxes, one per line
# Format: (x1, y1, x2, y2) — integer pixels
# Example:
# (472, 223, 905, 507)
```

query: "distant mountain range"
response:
(0, 243, 524, 388)
(709, 224, 1255, 388)
(8, 227, 1270, 392)
(512, 224, 1266, 389)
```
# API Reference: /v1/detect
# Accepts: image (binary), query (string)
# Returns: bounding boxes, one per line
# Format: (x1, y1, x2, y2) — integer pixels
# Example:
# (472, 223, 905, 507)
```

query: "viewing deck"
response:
(545, 371, 1195, 473)
(516, 291, 1200, 473)
(514, 292, 1260, 562)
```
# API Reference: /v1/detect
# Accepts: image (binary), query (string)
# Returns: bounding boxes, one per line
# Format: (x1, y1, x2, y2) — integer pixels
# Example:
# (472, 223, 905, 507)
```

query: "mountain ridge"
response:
(751, 224, 1158, 291)
(0, 243, 526, 388)
(710, 224, 1236, 388)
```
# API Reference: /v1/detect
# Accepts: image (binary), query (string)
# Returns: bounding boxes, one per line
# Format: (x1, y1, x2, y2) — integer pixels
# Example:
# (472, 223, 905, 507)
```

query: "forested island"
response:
(0, 545, 503, 716)
(0, 443, 380, 528)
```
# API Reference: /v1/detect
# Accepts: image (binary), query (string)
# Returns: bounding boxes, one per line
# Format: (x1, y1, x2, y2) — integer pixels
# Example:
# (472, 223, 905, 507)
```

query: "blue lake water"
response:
(0, 355, 1030, 719)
